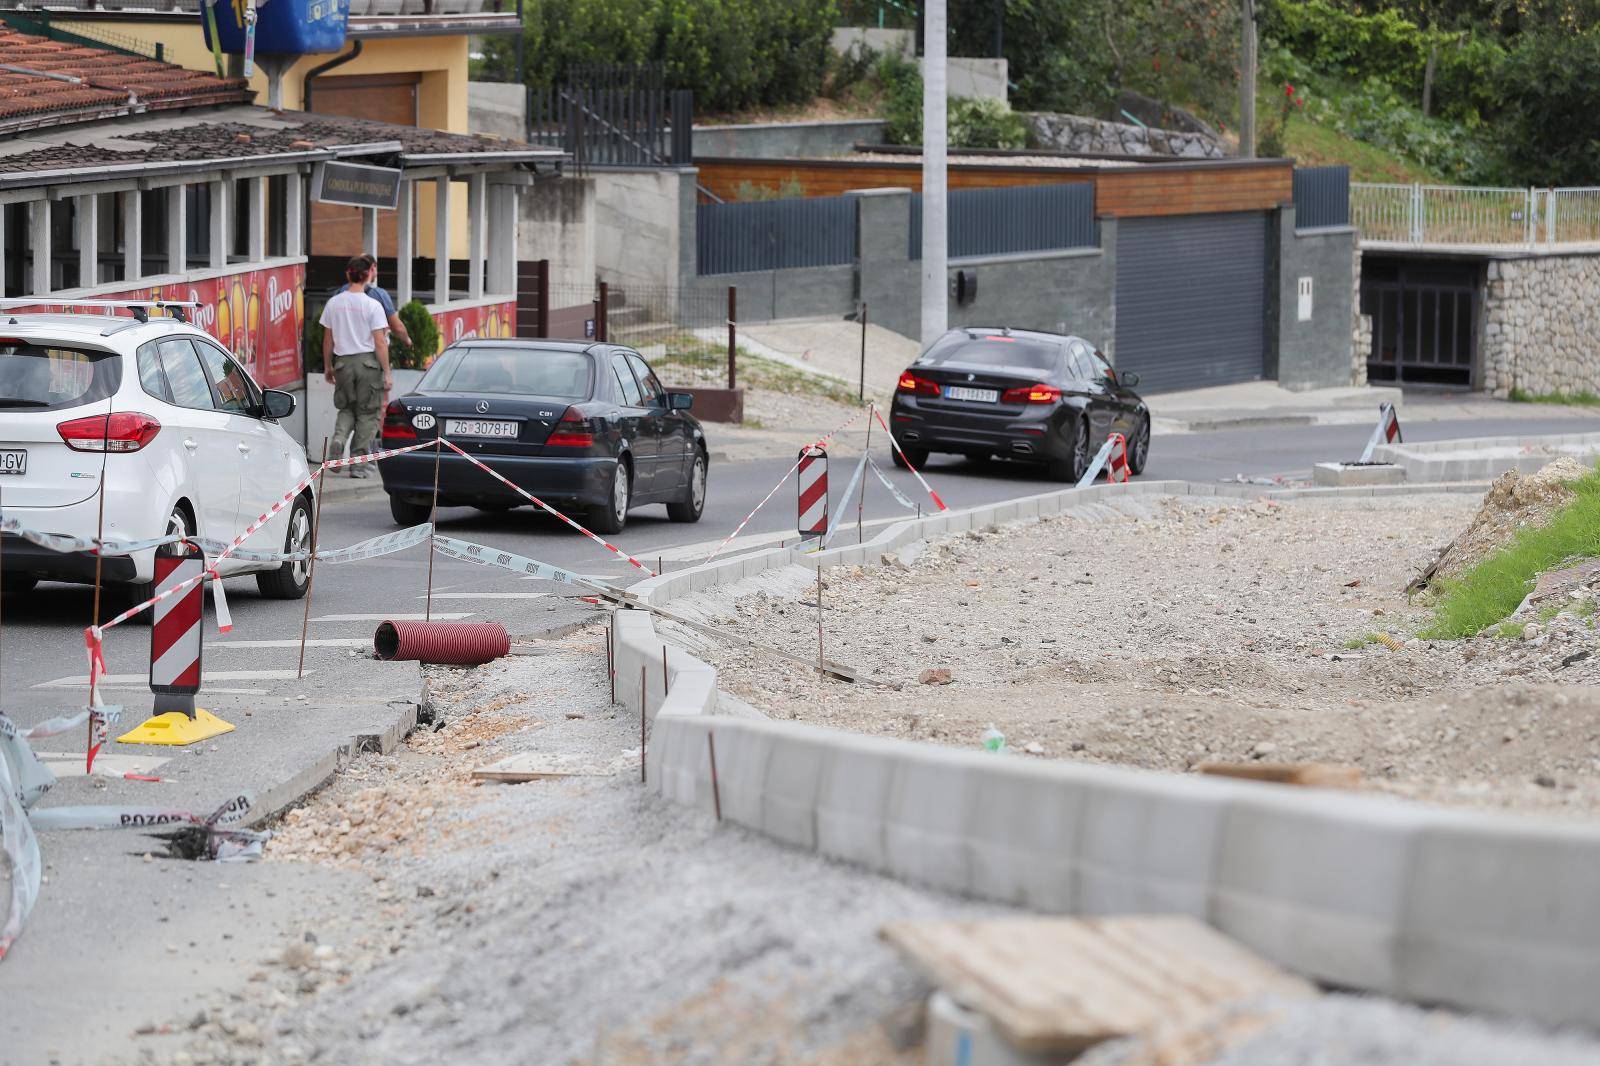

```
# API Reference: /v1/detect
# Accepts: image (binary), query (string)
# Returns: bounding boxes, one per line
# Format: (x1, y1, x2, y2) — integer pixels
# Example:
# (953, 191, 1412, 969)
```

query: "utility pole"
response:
(1240, 0, 1257, 158)
(921, 0, 949, 348)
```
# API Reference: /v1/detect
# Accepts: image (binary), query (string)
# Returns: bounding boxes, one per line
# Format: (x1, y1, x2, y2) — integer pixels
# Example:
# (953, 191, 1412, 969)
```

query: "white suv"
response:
(0, 311, 314, 604)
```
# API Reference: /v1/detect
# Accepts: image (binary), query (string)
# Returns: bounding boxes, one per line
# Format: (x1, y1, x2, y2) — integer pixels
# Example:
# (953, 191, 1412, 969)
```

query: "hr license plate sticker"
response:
(944, 386, 998, 403)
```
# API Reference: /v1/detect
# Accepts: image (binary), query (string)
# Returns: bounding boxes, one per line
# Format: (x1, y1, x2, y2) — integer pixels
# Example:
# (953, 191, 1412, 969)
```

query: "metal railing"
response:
(528, 86, 692, 170)
(1352, 182, 1600, 247)
(1292, 165, 1349, 229)
(910, 182, 1096, 260)
(696, 195, 858, 276)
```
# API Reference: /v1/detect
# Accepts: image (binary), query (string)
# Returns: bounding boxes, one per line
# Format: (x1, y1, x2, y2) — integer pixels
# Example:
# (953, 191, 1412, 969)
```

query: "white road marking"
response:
(418, 592, 551, 600)
(210, 638, 371, 649)
(310, 612, 471, 622)
(37, 670, 307, 688)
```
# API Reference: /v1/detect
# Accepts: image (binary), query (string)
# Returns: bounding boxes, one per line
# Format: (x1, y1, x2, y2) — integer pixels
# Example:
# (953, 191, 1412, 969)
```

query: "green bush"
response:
(391, 301, 440, 371)
(1491, 28, 1600, 187)
(878, 55, 1028, 150)
(475, 0, 838, 114)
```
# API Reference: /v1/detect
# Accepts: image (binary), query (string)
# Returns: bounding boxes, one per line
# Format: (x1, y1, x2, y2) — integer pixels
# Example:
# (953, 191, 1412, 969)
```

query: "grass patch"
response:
(1281, 114, 1442, 183)
(1342, 632, 1384, 649)
(1508, 387, 1600, 406)
(1421, 463, 1600, 639)
(641, 333, 864, 408)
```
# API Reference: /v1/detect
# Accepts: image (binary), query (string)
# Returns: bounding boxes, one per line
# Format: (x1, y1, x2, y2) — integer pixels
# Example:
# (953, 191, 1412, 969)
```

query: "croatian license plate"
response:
(445, 419, 520, 439)
(0, 449, 26, 475)
(944, 386, 998, 403)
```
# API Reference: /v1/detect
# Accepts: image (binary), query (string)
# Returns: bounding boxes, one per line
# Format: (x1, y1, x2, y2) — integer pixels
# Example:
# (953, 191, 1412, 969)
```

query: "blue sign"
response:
(203, 0, 350, 56)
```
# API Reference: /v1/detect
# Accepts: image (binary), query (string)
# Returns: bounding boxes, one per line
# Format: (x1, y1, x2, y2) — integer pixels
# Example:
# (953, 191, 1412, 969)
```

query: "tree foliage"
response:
(1492, 27, 1600, 185)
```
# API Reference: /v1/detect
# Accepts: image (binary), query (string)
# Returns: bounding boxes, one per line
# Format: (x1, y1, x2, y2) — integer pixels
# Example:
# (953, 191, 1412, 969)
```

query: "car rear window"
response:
(917, 335, 1062, 371)
(0, 342, 120, 411)
(420, 347, 593, 399)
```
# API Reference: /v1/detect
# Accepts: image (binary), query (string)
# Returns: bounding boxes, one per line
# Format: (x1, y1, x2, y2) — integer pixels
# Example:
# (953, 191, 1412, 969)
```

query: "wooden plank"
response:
(882, 916, 1315, 1054)
(1197, 762, 1362, 789)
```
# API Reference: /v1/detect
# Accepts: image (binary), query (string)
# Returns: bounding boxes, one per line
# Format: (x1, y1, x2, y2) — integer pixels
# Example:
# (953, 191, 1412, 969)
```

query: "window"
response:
(418, 346, 594, 399)
(194, 340, 258, 414)
(626, 353, 666, 407)
(610, 353, 644, 406)
(157, 338, 215, 411)
(0, 342, 121, 412)
(918, 333, 1063, 372)
(1088, 349, 1114, 381)
(136, 342, 173, 403)
(1064, 341, 1093, 381)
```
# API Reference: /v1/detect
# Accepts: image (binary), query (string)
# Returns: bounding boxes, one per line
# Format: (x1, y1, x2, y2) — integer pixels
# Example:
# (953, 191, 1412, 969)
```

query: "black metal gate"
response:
(1360, 257, 1478, 387)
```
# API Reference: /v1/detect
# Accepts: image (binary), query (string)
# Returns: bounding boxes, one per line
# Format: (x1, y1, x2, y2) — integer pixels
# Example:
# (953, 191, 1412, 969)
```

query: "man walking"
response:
(321, 255, 391, 478)
(349, 253, 413, 351)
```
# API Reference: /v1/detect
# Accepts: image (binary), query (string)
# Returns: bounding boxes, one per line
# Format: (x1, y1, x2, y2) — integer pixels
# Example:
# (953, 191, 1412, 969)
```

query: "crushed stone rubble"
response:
(1430, 456, 1586, 581)
(672, 491, 1600, 817)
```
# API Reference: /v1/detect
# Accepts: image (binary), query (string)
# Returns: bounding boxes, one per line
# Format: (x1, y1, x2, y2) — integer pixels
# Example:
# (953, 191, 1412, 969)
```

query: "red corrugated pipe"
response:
(373, 621, 510, 666)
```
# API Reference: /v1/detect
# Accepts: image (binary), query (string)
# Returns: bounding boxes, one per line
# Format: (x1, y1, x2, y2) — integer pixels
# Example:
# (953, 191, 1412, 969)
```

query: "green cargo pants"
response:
(332, 352, 385, 457)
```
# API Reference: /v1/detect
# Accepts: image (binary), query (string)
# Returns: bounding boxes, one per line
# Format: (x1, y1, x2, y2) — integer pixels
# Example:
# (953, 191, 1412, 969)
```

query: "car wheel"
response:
(1047, 417, 1091, 482)
(125, 505, 192, 626)
(256, 495, 313, 600)
(667, 450, 707, 523)
(1127, 415, 1151, 476)
(389, 494, 432, 526)
(591, 459, 631, 535)
(891, 440, 929, 470)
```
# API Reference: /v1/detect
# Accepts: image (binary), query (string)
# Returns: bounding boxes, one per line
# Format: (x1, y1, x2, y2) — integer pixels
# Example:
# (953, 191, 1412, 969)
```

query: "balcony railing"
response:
(1353, 182, 1600, 248)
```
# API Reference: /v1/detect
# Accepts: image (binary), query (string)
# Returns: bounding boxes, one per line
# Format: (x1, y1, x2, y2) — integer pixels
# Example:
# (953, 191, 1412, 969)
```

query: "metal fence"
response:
(598, 283, 736, 389)
(1292, 165, 1349, 230)
(1351, 183, 1600, 247)
(696, 195, 858, 276)
(527, 86, 692, 169)
(909, 182, 1096, 260)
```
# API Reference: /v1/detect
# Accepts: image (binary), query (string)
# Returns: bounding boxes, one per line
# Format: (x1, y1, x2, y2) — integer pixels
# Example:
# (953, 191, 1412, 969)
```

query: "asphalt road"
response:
(3, 411, 1596, 735)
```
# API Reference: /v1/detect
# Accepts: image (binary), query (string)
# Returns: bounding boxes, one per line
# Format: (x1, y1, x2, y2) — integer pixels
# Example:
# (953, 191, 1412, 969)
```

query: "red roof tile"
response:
(0, 26, 251, 131)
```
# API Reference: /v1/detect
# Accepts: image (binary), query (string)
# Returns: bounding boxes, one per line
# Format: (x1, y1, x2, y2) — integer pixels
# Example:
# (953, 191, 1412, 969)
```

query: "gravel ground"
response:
(670, 491, 1600, 817)
(125, 630, 1009, 1066)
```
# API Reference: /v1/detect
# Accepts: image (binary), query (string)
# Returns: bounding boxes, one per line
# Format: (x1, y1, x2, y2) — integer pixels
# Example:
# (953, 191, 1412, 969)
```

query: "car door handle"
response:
(183, 437, 199, 451)
(237, 443, 251, 455)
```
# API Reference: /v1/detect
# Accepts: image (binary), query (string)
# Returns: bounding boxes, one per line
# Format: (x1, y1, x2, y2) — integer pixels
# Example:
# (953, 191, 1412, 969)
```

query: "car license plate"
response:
(0, 449, 26, 475)
(944, 386, 998, 403)
(444, 419, 520, 439)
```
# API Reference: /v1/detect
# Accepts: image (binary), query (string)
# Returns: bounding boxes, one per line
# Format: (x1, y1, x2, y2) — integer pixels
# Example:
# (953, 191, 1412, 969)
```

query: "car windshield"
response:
(917, 334, 1061, 372)
(0, 342, 121, 411)
(420, 347, 593, 399)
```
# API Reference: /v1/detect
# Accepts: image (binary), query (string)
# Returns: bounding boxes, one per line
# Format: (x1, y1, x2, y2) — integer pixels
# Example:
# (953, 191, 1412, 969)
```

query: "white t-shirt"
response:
(320, 287, 388, 357)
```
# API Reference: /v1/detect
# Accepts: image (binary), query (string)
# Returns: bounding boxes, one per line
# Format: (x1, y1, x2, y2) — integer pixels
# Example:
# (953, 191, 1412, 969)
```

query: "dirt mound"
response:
(1430, 457, 1588, 582)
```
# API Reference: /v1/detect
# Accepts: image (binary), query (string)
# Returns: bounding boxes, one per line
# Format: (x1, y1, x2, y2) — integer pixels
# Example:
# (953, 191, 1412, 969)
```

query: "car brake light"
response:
(381, 401, 417, 441)
(897, 371, 941, 397)
(56, 412, 160, 452)
(1001, 383, 1062, 404)
(546, 407, 594, 448)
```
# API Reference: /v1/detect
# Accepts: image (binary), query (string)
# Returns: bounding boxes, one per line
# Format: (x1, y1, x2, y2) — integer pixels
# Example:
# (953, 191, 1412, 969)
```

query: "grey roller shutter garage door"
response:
(1114, 212, 1267, 392)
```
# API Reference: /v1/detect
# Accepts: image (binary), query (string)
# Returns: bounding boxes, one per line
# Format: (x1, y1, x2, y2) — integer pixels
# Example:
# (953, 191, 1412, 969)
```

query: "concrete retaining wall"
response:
(611, 476, 1600, 1029)
(692, 120, 886, 159)
(1374, 431, 1600, 482)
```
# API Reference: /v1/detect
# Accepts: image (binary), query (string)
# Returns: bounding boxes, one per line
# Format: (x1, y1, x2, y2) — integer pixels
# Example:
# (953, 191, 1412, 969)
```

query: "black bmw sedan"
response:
(379, 340, 707, 534)
(888, 328, 1149, 482)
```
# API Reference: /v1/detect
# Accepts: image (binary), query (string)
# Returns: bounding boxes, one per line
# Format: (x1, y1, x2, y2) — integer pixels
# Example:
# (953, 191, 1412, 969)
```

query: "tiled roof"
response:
(0, 25, 251, 132)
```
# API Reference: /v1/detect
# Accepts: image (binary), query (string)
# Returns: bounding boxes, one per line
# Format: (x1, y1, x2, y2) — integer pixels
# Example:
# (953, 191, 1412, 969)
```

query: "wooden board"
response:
(881, 916, 1315, 1054)
(1196, 762, 1361, 789)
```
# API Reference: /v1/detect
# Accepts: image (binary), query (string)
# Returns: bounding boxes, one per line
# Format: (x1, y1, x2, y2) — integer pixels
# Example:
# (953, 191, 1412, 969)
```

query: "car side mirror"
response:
(1118, 371, 1140, 388)
(668, 392, 694, 411)
(261, 389, 296, 420)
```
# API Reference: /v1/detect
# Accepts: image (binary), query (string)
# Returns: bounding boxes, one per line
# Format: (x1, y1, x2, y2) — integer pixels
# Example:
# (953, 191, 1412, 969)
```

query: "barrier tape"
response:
(314, 522, 433, 565)
(702, 407, 869, 564)
(872, 405, 947, 511)
(433, 535, 598, 588)
(867, 457, 918, 511)
(1076, 437, 1117, 489)
(437, 439, 656, 578)
(820, 452, 871, 549)
(0, 750, 39, 961)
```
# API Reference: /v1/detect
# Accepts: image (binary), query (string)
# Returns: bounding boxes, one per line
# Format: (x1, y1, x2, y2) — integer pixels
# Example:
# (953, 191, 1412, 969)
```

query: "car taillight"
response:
(382, 401, 417, 441)
(56, 412, 161, 452)
(1001, 383, 1062, 404)
(546, 408, 594, 448)
(897, 371, 941, 397)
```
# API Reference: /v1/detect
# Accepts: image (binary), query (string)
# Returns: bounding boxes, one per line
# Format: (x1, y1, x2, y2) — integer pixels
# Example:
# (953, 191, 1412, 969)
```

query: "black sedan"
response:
(888, 328, 1149, 482)
(378, 340, 707, 533)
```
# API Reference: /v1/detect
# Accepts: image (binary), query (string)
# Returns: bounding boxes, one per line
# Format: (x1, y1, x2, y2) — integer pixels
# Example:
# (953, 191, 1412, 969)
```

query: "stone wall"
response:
(1352, 249, 1370, 386)
(1481, 254, 1600, 397)
(1024, 112, 1225, 159)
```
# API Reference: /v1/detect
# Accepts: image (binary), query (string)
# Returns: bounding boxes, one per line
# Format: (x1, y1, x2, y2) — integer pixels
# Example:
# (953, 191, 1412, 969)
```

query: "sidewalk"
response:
(1150, 381, 1404, 433)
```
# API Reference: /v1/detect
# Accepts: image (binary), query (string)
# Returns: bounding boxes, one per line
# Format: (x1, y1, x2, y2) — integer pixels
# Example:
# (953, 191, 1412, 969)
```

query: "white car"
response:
(0, 310, 314, 608)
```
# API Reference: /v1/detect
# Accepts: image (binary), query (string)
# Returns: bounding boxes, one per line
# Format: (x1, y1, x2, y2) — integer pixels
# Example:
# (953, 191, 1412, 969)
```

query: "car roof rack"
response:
(0, 298, 204, 329)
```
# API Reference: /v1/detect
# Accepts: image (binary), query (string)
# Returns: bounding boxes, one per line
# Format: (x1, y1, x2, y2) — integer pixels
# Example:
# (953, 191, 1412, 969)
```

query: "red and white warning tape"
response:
(438, 439, 656, 578)
(701, 407, 869, 564)
(872, 404, 946, 512)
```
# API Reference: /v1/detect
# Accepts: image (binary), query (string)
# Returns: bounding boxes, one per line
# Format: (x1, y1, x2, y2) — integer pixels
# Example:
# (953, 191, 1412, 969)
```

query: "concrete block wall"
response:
(519, 174, 596, 297)
(1273, 206, 1360, 390)
(610, 477, 1600, 1029)
(692, 119, 887, 159)
(592, 167, 700, 292)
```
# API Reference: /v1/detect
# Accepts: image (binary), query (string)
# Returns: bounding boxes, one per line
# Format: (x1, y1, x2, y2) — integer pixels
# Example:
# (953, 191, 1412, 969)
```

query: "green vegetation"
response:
(390, 300, 440, 371)
(641, 334, 864, 406)
(1342, 632, 1385, 649)
(1421, 464, 1600, 640)
(1509, 388, 1600, 407)
(876, 53, 1028, 149)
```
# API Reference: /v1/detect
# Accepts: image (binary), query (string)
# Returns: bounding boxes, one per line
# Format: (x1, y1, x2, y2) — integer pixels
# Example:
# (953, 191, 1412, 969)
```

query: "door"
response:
(607, 351, 656, 496)
(629, 352, 687, 499)
(1068, 340, 1118, 442)
(1360, 257, 1477, 387)
(1114, 212, 1268, 392)
(153, 337, 241, 550)
(194, 338, 288, 559)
